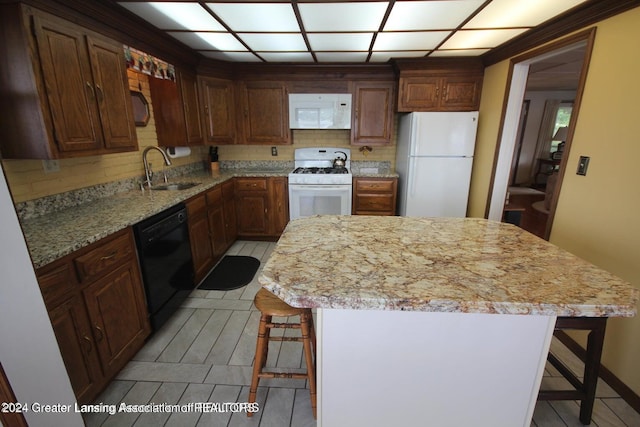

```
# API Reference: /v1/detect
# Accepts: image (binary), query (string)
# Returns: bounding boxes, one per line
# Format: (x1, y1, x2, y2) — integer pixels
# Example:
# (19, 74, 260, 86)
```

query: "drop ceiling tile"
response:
(430, 49, 489, 57)
(206, 3, 299, 32)
(307, 33, 373, 51)
(384, 0, 485, 31)
(258, 52, 315, 62)
(200, 51, 262, 62)
(169, 31, 247, 51)
(119, 2, 225, 31)
(299, 2, 388, 31)
(440, 28, 528, 49)
(374, 31, 450, 51)
(464, 0, 588, 29)
(315, 52, 369, 62)
(239, 33, 307, 51)
(369, 51, 430, 62)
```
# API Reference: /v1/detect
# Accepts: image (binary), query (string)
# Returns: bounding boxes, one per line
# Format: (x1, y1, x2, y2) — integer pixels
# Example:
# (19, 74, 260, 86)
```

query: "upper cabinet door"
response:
(179, 71, 204, 145)
(87, 35, 137, 150)
(32, 14, 102, 152)
(239, 81, 290, 145)
(198, 76, 236, 144)
(351, 81, 395, 146)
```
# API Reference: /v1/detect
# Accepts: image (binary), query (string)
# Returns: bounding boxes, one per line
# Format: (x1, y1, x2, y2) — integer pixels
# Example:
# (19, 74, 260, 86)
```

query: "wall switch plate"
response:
(42, 159, 60, 174)
(271, 146, 278, 156)
(577, 156, 590, 175)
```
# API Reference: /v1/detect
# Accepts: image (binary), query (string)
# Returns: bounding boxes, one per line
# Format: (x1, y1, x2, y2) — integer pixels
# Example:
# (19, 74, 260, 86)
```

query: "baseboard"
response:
(555, 330, 640, 414)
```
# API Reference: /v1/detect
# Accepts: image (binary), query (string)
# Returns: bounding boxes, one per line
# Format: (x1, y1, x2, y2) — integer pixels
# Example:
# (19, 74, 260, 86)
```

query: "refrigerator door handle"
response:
(408, 157, 417, 198)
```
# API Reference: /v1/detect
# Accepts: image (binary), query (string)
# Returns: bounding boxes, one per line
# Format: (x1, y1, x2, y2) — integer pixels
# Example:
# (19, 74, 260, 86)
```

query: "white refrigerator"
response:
(396, 112, 479, 217)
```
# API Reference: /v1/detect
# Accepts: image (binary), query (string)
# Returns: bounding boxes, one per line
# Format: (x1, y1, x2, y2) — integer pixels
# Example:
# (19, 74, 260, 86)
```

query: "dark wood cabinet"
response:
(238, 81, 290, 145)
(395, 58, 484, 112)
(351, 81, 395, 146)
(206, 186, 227, 259)
(186, 195, 215, 284)
(35, 228, 150, 404)
(0, 5, 138, 159)
(149, 69, 203, 147)
(198, 76, 236, 144)
(236, 177, 289, 238)
(222, 180, 238, 246)
(353, 177, 398, 216)
(398, 75, 482, 112)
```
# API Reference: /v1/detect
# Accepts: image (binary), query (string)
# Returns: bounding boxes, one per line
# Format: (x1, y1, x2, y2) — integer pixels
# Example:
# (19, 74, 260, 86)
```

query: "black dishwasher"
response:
(133, 203, 195, 332)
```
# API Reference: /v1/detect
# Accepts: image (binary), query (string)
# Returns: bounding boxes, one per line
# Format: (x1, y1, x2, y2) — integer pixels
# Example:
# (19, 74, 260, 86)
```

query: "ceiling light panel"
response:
(206, 3, 299, 32)
(384, 0, 485, 31)
(374, 31, 451, 51)
(169, 31, 247, 51)
(430, 49, 489, 57)
(299, 2, 389, 31)
(200, 51, 262, 62)
(258, 52, 315, 62)
(315, 52, 369, 62)
(440, 29, 528, 49)
(119, 2, 225, 31)
(308, 33, 374, 51)
(464, 0, 588, 29)
(239, 33, 307, 51)
(369, 51, 430, 62)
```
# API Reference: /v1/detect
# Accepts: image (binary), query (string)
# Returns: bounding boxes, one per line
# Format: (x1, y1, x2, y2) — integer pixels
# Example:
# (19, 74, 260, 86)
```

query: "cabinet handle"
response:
(83, 336, 93, 353)
(443, 87, 448, 100)
(435, 87, 439, 97)
(94, 325, 104, 342)
(100, 251, 117, 261)
(95, 84, 104, 102)
(86, 82, 95, 100)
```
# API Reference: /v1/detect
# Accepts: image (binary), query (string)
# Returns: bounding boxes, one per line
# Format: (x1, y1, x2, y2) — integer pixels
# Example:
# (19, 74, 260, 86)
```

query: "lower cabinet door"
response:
(83, 263, 150, 378)
(49, 296, 103, 403)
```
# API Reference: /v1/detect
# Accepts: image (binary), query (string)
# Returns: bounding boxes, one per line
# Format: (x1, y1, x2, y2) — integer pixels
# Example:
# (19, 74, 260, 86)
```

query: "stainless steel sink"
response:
(151, 182, 200, 191)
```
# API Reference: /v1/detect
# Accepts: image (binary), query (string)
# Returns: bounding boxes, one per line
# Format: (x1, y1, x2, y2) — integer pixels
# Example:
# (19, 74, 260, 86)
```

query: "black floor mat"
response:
(198, 255, 260, 290)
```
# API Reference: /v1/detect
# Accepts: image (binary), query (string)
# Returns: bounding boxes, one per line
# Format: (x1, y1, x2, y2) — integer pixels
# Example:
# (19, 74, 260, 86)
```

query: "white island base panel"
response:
(317, 309, 557, 427)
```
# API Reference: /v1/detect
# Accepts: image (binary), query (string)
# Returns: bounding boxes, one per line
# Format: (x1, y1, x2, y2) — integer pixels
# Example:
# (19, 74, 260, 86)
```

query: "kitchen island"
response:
(258, 215, 638, 427)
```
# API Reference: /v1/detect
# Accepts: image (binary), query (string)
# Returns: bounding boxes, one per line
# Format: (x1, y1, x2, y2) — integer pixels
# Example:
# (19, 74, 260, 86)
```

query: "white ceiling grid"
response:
(118, 0, 588, 63)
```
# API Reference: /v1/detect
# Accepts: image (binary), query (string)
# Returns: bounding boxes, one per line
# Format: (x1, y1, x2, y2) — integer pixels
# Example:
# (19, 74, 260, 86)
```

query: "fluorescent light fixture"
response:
(207, 3, 299, 32)
(384, 0, 484, 31)
(200, 51, 262, 62)
(119, 2, 225, 31)
(440, 29, 528, 49)
(315, 52, 369, 62)
(369, 51, 430, 62)
(430, 49, 489, 57)
(258, 52, 315, 62)
(191, 32, 247, 51)
(464, 0, 588, 28)
(299, 2, 388, 31)
(239, 33, 307, 51)
(308, 33, 374, 51)
(374, 31, 450, 51)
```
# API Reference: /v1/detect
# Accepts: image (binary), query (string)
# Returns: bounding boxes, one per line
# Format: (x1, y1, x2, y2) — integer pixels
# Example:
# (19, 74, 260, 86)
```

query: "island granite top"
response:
(258, 216, 638, 317)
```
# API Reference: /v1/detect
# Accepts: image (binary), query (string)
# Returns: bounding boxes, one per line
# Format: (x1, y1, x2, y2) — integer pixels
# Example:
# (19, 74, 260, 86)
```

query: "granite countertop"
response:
(259, 216, 639, 317)
(22, 168, 290, 268)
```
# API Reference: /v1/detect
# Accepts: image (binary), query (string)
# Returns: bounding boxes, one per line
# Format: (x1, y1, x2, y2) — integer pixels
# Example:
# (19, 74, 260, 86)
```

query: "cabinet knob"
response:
(82, 336, 93, 353)
(94, 325, 104, 342)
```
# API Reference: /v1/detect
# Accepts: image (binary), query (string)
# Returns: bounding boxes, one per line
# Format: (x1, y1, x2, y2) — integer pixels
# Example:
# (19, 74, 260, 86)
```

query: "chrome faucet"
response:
(143, 146, 172, 188)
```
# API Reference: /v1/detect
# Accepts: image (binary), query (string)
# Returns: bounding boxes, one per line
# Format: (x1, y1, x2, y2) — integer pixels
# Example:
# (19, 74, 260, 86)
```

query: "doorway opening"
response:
(487, 28, 596, 240)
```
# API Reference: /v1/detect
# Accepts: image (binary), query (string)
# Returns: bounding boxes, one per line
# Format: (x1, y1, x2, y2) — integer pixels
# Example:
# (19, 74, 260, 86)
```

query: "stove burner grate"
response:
(293, 167, 349, 174)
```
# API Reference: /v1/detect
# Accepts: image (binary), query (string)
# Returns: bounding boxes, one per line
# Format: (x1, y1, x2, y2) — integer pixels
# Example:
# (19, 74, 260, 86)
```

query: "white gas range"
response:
(288, 147, 352, 220)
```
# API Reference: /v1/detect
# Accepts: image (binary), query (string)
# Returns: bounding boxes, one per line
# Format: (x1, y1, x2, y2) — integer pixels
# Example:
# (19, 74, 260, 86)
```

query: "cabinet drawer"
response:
(206, 185, 222, 206)
(74, 233, 132, 283)
(37, 263, 77, 307)
(355, 179, 395, 193)
(236, 178, 267, 192)
(355, 194, 396, 212)
(186, 194, 207, 217)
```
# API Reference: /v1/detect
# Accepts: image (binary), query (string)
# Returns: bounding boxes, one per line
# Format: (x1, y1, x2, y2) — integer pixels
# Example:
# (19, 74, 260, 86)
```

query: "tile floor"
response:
(84, 241, 640, 427)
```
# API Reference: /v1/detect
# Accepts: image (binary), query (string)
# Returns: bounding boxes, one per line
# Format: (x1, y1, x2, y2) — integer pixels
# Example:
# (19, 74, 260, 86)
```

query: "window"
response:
(551, 102, 573, 152)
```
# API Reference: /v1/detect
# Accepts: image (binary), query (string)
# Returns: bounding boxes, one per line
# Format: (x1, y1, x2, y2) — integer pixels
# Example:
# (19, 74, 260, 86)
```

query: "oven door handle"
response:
(289, 184, 351, 190)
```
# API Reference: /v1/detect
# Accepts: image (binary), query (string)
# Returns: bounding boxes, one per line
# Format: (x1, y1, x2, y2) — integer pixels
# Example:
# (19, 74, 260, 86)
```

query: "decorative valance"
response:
(124, 45, 175, 81)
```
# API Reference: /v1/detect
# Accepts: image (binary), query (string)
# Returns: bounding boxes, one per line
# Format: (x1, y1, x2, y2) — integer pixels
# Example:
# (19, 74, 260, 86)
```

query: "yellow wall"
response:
(475, 7, 640, 394)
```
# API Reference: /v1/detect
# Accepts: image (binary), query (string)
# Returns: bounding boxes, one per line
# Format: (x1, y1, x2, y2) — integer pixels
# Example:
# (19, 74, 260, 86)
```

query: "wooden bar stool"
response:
(248, 288, 316, 419)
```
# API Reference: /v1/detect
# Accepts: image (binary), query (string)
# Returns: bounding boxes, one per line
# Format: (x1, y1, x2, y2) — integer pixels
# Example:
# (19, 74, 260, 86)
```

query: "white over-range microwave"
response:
(288, 93, 352, 129)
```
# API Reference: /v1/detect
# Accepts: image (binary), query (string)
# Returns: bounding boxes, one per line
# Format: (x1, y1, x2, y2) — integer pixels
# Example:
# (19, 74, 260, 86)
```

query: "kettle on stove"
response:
(333, 151, 348, 169)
